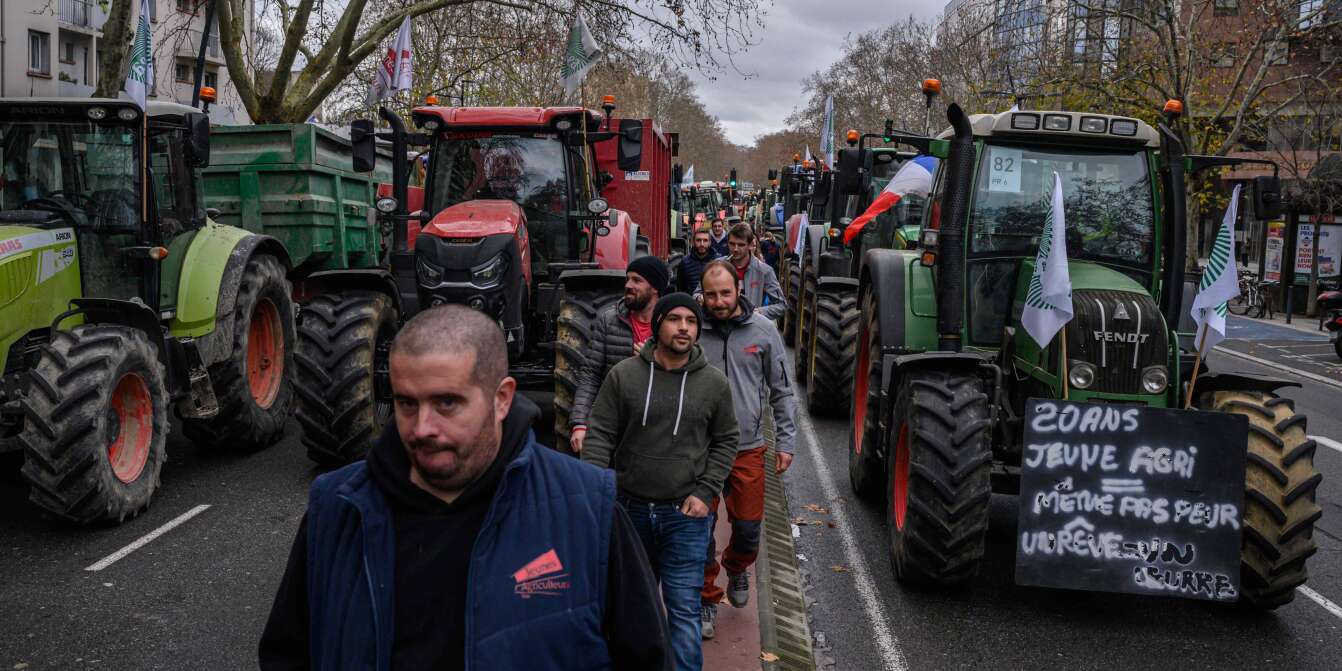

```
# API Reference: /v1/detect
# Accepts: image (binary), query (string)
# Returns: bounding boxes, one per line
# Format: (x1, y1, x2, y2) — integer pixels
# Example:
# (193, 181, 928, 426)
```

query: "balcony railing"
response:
(60, 0, 93, 28)
(190, 29, 221, 58)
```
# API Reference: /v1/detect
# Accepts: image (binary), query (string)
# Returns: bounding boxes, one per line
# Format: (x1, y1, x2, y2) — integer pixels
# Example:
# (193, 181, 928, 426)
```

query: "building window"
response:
(1322, 44, 1340, 64)
(1211, 44, 1236, 68)
(1214, 0, 1238, 16)
(176, 0, 198, 13)
(204, 71, 218, 90)
(176, 63, 192, 82)
(1299, 0, 1324, 28)
(61, 41, 76, 65)
(149, 0, 157, 21)
(29, 31, 51, 75)
(1265, 40, 1289, 66)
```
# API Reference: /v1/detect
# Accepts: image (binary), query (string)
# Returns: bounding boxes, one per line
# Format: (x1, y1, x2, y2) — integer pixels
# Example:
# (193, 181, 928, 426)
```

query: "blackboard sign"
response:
(1014, 399, 1248, 602)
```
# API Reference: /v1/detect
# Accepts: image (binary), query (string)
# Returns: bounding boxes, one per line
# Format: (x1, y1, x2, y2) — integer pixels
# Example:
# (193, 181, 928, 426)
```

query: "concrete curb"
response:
(756, 421, 815, 671)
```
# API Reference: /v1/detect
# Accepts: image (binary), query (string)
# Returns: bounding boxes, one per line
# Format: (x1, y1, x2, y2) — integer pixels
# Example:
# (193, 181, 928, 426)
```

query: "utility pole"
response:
(190, 0, 218, 109)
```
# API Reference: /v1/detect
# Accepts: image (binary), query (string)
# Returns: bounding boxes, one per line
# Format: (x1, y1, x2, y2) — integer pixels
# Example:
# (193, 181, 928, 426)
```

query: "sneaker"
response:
(701, 603, 717, 640)
(727, 571, 750, 608)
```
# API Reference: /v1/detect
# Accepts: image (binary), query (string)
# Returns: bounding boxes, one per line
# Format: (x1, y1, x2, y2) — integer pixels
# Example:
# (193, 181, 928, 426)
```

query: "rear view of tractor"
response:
(0, 99, 295, 524)
(848, 104, 1321, 608)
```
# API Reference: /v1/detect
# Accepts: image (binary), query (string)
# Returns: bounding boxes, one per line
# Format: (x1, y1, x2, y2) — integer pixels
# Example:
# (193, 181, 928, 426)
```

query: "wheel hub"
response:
(107, 373, 153, 484)
(247, 298, 285, 408)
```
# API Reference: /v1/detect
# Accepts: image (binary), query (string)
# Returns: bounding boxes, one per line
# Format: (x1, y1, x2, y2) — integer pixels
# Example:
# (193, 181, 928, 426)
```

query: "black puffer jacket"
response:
(570, 302, 637, 429)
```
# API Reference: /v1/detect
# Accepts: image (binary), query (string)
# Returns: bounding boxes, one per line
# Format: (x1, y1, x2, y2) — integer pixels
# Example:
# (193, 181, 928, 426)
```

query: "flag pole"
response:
(1060, 327, 1069, 400)
(1184, 323, 1210, 410)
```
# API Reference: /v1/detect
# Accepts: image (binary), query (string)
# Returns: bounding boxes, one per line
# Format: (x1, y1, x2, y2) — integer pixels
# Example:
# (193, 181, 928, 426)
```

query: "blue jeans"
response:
(619, 497, 712, 671)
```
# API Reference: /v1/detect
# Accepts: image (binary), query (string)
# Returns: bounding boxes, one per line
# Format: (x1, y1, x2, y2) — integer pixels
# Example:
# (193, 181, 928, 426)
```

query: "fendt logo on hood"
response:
(1093, 331, 1150, 344)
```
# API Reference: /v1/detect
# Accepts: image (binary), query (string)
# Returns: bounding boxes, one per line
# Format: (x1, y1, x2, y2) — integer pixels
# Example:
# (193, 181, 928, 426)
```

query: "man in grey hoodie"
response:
(582, 292, 739, 671)
(695, 260, 797, 639)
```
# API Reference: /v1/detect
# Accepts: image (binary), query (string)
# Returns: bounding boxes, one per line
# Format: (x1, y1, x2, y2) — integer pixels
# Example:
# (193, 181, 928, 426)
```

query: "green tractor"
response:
(777, 160, 821, 348)
(795, 125, 928, 417)
(847, 104, 1320, 608)
(0, 99, 295, 524)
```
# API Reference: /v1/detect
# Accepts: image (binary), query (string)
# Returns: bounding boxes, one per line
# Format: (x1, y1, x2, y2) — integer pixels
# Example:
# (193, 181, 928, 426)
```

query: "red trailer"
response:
(593, 116, 675, 258)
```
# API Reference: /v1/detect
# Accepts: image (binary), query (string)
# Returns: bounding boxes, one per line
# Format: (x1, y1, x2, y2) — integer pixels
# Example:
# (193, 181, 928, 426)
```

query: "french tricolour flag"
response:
(842, 156, 938, 244)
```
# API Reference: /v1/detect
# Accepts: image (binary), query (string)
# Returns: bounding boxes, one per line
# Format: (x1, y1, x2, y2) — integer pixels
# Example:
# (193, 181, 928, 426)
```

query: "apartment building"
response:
(0, 0, 251, 123)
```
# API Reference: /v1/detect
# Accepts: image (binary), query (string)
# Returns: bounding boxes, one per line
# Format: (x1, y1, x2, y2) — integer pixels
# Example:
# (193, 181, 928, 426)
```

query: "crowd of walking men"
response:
(260, 218, 797, 671)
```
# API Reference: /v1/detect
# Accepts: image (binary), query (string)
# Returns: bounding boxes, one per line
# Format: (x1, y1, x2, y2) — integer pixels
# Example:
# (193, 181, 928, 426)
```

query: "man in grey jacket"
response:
(697, 223, 787, 322)
(695, 260, 797, 639)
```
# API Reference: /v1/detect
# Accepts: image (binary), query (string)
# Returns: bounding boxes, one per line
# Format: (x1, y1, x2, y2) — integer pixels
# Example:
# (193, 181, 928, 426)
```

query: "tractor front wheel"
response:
(806, 288, 858, 415)
(782, 258, 799, 345)
(887, 369, 992, 585)
(848, 291, 884, 501)
(794, 262, 816, 384)
(19, 326, 168, 524)
(1201, 391, 1321, 609)
(182, 254, 295, 450)
(295, 292, 398, 467)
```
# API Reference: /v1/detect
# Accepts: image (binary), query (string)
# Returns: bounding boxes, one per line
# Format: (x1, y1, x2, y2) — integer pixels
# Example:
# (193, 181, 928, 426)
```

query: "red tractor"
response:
(352, 102, 675, 448)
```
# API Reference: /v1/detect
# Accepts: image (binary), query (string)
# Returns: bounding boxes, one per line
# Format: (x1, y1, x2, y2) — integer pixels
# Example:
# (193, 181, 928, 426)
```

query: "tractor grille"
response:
(1064, 289, 1166, 394)
(0, 253, 36, 310)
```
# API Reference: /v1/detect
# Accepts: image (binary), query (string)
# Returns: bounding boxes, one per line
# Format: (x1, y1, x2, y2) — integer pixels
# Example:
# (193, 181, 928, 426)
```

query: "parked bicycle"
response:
(1228, 274, 1275, 318)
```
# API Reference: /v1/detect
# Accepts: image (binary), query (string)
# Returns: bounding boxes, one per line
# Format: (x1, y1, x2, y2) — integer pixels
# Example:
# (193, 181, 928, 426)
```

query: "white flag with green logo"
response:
(1190, 184, 1242, 351)
(561, 13, 602, 98)
(1022, 172, 1073, 348)
(124, 0, 152, 110)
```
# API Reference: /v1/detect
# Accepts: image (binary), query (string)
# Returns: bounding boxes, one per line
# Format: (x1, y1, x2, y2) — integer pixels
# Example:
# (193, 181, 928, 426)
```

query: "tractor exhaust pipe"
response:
(1157, 123, 1186, 333)
(935, 103, 975, 352)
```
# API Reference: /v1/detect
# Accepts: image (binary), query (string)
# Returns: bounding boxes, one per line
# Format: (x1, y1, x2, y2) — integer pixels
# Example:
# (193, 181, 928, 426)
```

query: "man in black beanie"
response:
(583, 292, 738, 671)
(568, 256, 672, 454)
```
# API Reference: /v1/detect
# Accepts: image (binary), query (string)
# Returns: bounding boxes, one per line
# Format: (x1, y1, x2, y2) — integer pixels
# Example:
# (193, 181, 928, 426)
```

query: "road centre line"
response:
(1298, 586, 1342, 621)
(1213, 346, 1342, 390)
(84, 504, 212, 572)
(1310, 435, 1342, 457)
(796, 409, 907, 671)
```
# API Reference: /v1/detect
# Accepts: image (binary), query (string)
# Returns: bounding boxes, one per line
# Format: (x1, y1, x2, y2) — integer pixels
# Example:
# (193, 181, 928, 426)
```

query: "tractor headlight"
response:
(1068, 361, 1097, 390)
(417, 256, 443, 286)
(1141, 366, 1169, 394)
(471, 254, 506, 288)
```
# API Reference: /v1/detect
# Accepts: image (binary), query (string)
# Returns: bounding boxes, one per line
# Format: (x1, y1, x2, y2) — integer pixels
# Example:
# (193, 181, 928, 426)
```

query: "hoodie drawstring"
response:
(641, 359, 655, 427)
(640, 359, 690, 437)
(673, 371, 688, 436)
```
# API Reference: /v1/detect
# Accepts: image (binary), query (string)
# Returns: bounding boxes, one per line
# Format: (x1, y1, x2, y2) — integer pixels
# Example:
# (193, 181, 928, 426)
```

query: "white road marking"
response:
(1213, 346, 1342, 390)
(1298, 586, 1342, 621)
(84, 504, 212, 572)
(1309, 435, 1342, 456)
(796, 409, 907, 671)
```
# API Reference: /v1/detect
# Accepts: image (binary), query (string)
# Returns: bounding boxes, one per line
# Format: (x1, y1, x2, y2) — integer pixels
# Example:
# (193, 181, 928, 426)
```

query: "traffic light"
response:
(729, 168, 738, 188)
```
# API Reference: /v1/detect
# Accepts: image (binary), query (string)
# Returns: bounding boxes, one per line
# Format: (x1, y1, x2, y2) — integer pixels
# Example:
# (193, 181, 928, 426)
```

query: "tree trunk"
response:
(94, 0, 135, 99)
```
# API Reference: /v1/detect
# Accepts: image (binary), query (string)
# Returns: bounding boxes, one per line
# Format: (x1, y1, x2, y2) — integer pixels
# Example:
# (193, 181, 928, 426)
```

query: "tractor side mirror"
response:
(185, 112, 211, 168)
(767, 169, 778, 181)
(351, 119, 376, 173)
(835, 148, 863, 195)
(1253, 175, 1283, 220)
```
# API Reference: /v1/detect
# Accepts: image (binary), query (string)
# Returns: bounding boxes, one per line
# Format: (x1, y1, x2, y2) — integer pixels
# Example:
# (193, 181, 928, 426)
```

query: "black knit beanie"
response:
(627, 256, 671, 295)
(651, 292, 704, 343)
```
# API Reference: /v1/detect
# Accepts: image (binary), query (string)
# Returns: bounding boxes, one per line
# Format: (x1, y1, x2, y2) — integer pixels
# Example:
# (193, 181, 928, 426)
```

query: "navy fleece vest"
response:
(304, 435, 615, 671)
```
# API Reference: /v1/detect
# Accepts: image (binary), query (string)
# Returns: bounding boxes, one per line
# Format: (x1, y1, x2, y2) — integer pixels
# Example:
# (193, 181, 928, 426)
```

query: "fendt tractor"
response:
(846, 103, 1321, 608)
(0, 99, 296, 524)
(793, 125, 926, 417)
(347, 101, 676, 451)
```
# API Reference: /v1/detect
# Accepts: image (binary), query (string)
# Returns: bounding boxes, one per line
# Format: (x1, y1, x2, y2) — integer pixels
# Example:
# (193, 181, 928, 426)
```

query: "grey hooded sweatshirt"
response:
(700, 296, 797, 455)
(581, 343, 739, 505)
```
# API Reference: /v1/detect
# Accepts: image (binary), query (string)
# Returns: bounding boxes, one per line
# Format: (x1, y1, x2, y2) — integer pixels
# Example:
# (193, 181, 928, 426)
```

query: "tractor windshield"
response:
(430, 134, 570, 261)
(969, 144, 1154, 267)
(0, 118, 140, 229)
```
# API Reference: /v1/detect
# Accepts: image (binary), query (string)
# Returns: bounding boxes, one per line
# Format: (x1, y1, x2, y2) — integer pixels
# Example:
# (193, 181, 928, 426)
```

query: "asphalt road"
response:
(788, 346, 1342, 671)
(1, 325, 1340, 670)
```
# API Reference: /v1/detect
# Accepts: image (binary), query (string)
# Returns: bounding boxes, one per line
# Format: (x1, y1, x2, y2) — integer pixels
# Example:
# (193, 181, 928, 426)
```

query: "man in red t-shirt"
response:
(568, 256, 671, 454)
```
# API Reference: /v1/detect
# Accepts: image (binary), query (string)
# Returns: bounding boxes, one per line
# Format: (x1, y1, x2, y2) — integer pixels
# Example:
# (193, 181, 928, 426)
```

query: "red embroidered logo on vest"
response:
(513, 549, 570, 598)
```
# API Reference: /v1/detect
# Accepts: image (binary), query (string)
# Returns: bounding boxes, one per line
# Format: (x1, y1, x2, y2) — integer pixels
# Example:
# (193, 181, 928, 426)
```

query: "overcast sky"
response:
(692, 0, 947, 145)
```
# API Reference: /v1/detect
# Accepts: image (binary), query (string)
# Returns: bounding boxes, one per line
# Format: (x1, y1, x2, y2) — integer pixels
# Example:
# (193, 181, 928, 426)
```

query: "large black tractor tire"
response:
(794, 264, 816, 384)
(886, 369, 992, 585)
(1201, 391, 1321, 609)
(19, 326, 168, 525)
(554, 288, 623, 451)
(782, 259, 799, 346)
(806, 288, 858, 416)
(295, 292, 398, 467)
(182, 254, 295, 451)
(848, 292, 885, 501)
